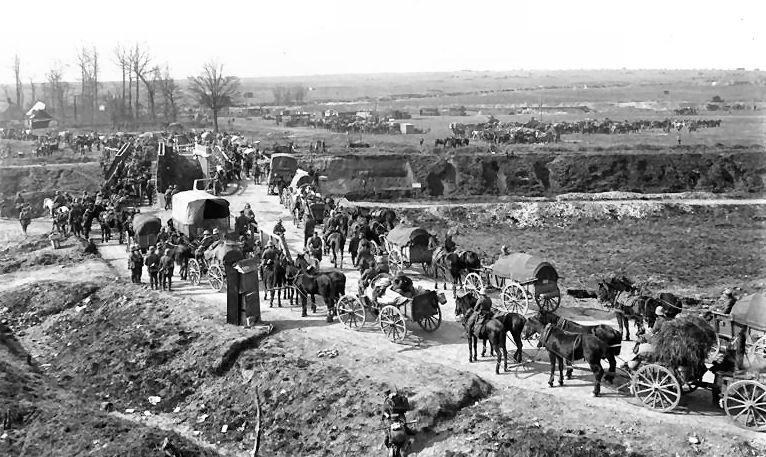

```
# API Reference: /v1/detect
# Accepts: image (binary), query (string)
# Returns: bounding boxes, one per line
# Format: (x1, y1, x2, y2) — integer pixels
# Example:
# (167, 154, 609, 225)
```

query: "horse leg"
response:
(512, 332, 524, 363)
(277, 283, 282, 307)
(311, 294, 317, 313)
(548, 352, 556, 387)
(502, 338, 509, 372)
(615, 313, 625, 340)
(467, 335, 474, 363)
(481, 339, 487, 357)
(558, 356, 565, 386)
(490, 339, 500, 374)
(566, 361, 574, 380)
(472, 335, 478, 362)
(604, 354, 616, 384)
(623, 316, 631, 341)
(591, 362, 604, 397)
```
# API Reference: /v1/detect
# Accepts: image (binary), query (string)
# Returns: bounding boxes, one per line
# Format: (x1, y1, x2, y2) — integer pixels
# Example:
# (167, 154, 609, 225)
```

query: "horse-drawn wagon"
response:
(335, 273, 445, 343)
(709, 292, 766, 360)
(188, 241, 245, 292)
(130, 214, 161, 253)
(267, 153, 298, 195)
(463, 253, 560, 315)
(171, 190, 231, 238)
(383, 226, 433, 276)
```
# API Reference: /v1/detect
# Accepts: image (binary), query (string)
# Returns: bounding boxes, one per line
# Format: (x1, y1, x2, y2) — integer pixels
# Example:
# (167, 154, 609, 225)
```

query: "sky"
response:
(0, 0, 763, 84)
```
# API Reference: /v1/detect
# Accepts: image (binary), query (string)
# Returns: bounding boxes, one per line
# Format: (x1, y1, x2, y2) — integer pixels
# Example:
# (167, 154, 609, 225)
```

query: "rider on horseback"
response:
(466, 288, 494, 337)
(195, 230, 216, 268)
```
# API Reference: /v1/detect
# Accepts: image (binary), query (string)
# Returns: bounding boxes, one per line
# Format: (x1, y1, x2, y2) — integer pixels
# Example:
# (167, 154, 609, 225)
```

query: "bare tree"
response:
(292, 85, 308, 104)
(188, 62, 240, 132)
(29, 78, 36, 105)
(114, 44, 131, 118)
(12, 55, 23, 108)
(46, 62, 69, 121)
(272, 86, 285, 105)
(129, 43, 150, 119)
(158, 65, 180, 122)
(139, 66, 160, 122)
(92, 46, 99, 121)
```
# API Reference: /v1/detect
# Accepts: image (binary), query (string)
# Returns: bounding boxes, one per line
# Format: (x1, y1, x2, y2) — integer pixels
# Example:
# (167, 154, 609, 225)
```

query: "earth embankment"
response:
(298, 147, 765, 198)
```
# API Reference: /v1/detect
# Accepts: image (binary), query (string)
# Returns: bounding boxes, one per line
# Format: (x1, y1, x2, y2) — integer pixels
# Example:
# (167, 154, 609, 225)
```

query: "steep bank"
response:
(299, 146, 765, 198)
(0, 163, 102, 217)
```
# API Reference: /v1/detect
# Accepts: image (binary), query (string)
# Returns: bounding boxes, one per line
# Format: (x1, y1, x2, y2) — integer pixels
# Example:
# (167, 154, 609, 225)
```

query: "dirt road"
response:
(92, 181, 766, 449)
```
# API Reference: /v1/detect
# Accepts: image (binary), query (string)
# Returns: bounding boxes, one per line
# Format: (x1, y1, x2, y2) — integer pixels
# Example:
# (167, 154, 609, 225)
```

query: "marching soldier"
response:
(129, 246, 144, 284)
(160, 248, 175, 291)
(145, 247, 161, 290)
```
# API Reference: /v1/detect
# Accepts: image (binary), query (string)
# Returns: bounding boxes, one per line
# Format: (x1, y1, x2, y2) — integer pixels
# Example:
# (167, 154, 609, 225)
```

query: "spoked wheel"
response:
(388, 250, 402, 274)
(208, 264, 225, 292)
(501, 283, 529, 315)
(417, 306, 442, 332)
(187, 259, 201, 286)
(748, 334, 766, 360)
(337, 295, 366, 330)
(706, 333, 722, 363)
(379, 305, 407, 343)
(724, 380, 766, 431)
(535, 292, 561, 313)
(463, 272, 483, 293)
(632, 364, 682, 413)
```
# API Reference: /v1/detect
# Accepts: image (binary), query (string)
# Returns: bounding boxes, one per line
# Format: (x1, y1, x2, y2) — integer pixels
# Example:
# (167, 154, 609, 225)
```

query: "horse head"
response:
(454, 292, 476, 319)
(523, 314, 544, 340)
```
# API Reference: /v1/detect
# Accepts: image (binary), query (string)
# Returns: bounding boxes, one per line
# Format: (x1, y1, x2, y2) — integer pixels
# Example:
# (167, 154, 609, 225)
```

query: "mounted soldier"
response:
(466, 287, 494, 337)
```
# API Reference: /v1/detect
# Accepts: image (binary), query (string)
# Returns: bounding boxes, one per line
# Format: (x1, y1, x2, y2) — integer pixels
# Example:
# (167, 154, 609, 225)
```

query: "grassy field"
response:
(400, 204, 766, 299)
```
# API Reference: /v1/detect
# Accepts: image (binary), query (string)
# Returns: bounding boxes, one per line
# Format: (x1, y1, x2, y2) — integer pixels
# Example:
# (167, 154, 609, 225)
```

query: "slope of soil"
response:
(0, 233, 96, 274)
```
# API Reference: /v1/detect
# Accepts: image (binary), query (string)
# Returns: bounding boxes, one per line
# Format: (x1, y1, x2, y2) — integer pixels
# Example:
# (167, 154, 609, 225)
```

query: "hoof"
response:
(592, 391, 600, 397)
(559, 381, 564, 387)
(624, 336, 631, 341)
(301, 313, 308, 318)
(548, 382, 554, 388)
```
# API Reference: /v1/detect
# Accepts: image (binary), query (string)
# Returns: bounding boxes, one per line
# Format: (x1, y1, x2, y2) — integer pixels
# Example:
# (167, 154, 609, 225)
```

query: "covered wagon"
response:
(132, 214, 162, 252)
(171, 190, 230, 238)
(383, 226, 433, 276)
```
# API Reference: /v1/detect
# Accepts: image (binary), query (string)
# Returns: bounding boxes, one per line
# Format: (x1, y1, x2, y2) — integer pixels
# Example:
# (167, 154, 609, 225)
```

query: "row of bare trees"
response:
(7, 46, 238, 132)
(272, 85, 308, 105)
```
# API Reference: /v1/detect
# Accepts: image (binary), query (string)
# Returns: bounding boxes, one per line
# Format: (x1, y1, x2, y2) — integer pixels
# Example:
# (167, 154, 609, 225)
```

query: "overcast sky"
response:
(1, 0, 763, 84)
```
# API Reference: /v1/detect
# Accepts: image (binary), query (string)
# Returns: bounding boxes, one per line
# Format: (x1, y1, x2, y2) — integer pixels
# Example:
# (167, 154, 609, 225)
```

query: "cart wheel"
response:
(501, 283, 529, 315)
(188, 259, 201, 286)
(632, 364, 681, 412)
(724, 380, 766, 431)
(749, 335, 766, 360)
(369, 241, 379, 256)
(379, 305, 407, 343)
(388, 250, 401, 274)
(417, 305, 441, 332)
(208, 264, 225, 292)
(706, 333, 721, 363)
(337, 295, 366, 330)
(536, 293, 561, 313)
(463, 273, 483, 293)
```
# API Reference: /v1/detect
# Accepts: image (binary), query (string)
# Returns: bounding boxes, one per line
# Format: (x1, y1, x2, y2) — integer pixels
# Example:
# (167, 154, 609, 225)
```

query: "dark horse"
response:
(532, 312, 621, 383)
(536, 323, 615, 397)
(433, 249, 482, 297)
(262, 255, 293, 307)
(326, 231, 345, 268)
(456, 292, 527, 365)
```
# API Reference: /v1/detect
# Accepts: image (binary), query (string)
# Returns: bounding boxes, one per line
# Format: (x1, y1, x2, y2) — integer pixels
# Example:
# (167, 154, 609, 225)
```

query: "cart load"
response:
(384, 225, 433, 275)
(730, 292, 766, 330)
(646, 314, 717, 381)
(172, 190, 230, 238)
(290, 169, 312, 189)
(132, 214, 162, 251)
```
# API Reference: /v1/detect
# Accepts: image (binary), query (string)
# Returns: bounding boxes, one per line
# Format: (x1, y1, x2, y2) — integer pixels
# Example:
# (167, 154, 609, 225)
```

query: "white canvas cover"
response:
(290, 169, 311, 188)
(171, 190, 230, 225)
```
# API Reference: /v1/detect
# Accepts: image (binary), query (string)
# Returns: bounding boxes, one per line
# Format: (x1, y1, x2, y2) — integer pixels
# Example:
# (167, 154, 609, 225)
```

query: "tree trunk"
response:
(135, 66, 140, 120)
(213, 108, 219, 133)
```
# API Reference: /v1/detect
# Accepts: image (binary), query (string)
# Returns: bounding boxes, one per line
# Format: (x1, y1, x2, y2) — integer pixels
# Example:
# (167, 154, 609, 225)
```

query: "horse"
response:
(433, 249, 482, 297)
(596, 276, 644, 341)
(532, 312, 620, 383)
(326, 231, 345, 268)
(537, 323, 613, 396)
(455, 292, 527, 365)
(262, 255, 289, 307)
(454, 293, 509, 374)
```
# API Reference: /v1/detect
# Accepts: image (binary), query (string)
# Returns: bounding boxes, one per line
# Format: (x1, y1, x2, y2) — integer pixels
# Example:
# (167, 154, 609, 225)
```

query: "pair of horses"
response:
(431, 248, 481, 297)
(454, 293, 621, 396)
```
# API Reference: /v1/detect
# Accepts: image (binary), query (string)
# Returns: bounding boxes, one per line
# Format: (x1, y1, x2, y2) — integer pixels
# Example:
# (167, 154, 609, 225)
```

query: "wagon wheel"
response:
(724, 380, 766, 431)
(388, 249, 402, 274)
(706, 333, 722, 363)
(208, 264, 225, 292)
(379, 305, 407, 343)
(463, 272, 483, 293)
(748, 335, 766, 360)
(336, 295, 366, 330)
(369, 241, 380, 256)
(187, 259, 201, 286)
(632, 364, 681, 413)
(417, 305, 441, 333)
(535, 292, 561, 313)
(501, 283, 529, 315)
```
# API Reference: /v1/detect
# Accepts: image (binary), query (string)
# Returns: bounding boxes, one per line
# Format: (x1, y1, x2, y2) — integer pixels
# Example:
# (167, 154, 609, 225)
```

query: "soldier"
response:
(195, 229, 216, 267)
(303, 214, 316, 245)
(128, 246, 144, 283)
(160, 248, 175, 291)
(348, 231, 361, 266)
(722, 289, 738, 314)
(306, 232, 323, 262)
(14, 191, 25, 214)
(164, 186, 173, 210)
(235, 210, 249, 236)
(243, 203, 256, 223)
(145, 247, 161, 290)
(273, 219, 286, 237)
(18, 204, 31, 235)
(145, 179, 155, 206)
(467, 288, 494, 337)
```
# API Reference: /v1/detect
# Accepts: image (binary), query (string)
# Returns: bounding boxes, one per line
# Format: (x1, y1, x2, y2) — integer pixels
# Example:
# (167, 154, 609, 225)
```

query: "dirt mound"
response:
(0, 322, 219, 457)
(0, 234, 97, 274)
(0, 281, 101, 330)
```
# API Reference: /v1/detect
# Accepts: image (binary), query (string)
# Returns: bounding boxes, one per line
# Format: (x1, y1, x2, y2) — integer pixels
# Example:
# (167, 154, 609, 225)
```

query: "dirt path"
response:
(91, 182, 766, 450)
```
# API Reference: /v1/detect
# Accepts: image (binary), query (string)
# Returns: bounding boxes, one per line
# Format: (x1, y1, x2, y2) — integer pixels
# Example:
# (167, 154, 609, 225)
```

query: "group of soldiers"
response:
(128, 244, 176, 290)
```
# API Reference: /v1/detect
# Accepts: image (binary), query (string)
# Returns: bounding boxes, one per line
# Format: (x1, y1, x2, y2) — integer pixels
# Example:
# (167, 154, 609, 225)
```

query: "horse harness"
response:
(540, 324, 582, 364)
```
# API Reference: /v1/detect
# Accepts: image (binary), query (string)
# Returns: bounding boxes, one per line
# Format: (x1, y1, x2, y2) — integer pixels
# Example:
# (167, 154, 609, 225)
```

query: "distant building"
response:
(400, 123, 415, 134)
(447, 106, 467, 116)
(419, 107, 440, 116)
(26, 101, 54, 129)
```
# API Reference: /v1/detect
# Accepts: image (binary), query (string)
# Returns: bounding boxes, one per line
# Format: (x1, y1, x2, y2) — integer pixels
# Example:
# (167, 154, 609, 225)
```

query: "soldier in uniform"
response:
(235, 210, 249, 236)
(306, 232, 323, 262)
(467, 288, 494, 336)
(129, 246, 144, 283)
(195, 230, 216, 267)
(18, 204, 31, 235)
(145, 247, 161, 290)
(722, 288, 738, 314)
(160, 248, 175, 291)
(14, 192, 25, 214)
(303, 214, 316, 246)
(243, 203, 256, 224)
(348, 231, 361, 266)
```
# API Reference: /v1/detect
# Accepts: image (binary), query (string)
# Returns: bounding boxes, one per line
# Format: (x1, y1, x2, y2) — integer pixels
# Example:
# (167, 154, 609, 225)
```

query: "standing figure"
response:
(129, 246, 144, 283)
(160, 248, 175, 291)
(145, 247, 161, 290)
(18, 204, 31, 235)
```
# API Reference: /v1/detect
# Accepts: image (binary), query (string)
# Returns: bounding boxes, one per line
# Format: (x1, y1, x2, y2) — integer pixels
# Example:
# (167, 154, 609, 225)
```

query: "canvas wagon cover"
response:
(290, 169, 311, 188)
(491, 253, 558, 283)
(270, 153, 298, 171)
(731, 293, 766, 330)
(171, 190, 230, 225)
(386, 226, 431, 247)
(132, 214, 161, 236)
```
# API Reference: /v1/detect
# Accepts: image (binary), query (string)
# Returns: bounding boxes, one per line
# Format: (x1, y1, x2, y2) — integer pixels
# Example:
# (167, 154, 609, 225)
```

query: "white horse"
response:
(43, 198, 69, 218)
